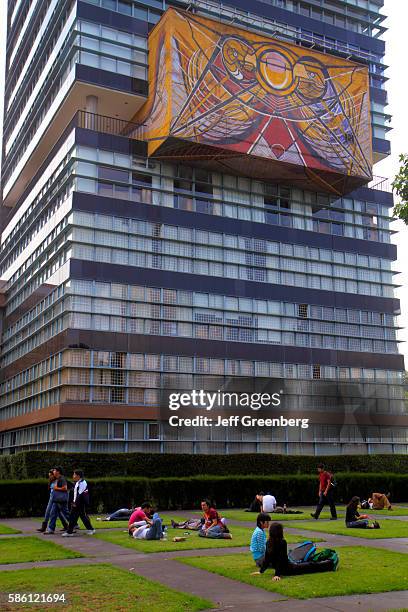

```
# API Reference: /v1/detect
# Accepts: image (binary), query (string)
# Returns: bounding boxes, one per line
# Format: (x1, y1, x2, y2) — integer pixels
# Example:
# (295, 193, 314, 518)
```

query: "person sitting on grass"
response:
(368, 492, 392, 511)
(250, 512, 271, 567)
(345, 496, 380, 529)
(245, 492, 264, 513)
(128, 513, 164, 540)
(252, 523, 337, 580)
(198, 499, 232, 539)
(128, 502, 153, 533)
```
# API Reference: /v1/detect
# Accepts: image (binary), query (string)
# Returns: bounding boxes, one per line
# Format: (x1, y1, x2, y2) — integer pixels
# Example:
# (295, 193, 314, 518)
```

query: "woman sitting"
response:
(345, 496, 380, 529)
(254, 523, 336, 580)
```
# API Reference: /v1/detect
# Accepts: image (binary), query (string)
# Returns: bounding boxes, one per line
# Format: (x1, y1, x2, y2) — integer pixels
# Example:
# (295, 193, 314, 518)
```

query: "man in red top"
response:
(311, 464, 337, 520)
(128, 502, 153, 531)
(198, 499, 232, 539)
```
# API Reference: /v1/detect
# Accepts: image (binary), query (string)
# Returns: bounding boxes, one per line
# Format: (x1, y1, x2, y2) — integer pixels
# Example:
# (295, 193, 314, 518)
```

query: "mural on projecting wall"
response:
(133, 8, 372, 181)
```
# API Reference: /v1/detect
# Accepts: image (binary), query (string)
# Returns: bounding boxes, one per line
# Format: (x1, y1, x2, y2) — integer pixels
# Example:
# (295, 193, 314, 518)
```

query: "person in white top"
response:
(261, 494, 277, 513)
(62, 470, 95, 536)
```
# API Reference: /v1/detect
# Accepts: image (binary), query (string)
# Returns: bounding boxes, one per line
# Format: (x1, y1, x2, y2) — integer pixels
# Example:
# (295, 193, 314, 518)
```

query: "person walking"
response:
(310, 464, 337, 520)
(38, 469, 68, 533)
(43, 467, 70, 535)
(62, 470, 95, 536)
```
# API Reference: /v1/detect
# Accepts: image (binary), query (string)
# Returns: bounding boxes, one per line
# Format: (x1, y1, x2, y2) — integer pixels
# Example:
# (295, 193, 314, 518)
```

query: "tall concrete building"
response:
(0, 0, 405, 454)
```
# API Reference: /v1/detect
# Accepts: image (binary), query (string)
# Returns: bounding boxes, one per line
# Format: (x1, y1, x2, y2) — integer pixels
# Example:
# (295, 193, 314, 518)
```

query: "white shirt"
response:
(132, 523, 149, 539)
(262, 494, 277, 512)
(73, 479, 88, 502)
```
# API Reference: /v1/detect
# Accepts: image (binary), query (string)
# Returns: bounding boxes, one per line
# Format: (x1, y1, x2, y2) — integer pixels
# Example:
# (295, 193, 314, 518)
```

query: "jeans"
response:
(198, 524, 224, 538)
(145, 517, 163, 540)
(315, 491, 337, 519)
(44, 494, 54, 522)
(48, 501, 70, 532)
(106, 509, 132, 521)
(347, 519, 369, 528)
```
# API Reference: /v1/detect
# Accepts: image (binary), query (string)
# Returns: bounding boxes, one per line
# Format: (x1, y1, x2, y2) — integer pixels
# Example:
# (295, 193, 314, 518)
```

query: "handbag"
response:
(52, 489, 68, 503)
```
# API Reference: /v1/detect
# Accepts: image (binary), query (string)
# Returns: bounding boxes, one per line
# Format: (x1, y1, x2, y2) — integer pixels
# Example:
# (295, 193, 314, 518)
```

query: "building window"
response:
(298, 304, 308, 319)
(313, 364, 321, 380)
(112, 422, 125, 439)
(147, 423, 159, 440)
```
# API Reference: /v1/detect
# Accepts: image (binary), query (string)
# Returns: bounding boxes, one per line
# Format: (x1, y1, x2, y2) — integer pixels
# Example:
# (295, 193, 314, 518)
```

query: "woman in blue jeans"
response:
(345, 496, 380, 529)
(37, 470, 68, 533)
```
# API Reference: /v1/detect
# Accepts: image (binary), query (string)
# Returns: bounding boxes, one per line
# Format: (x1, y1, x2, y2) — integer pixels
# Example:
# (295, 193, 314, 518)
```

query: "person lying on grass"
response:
(198, 499, 232, 539)
(345, 496, 380, 529)
(250, 512, 271, 567)
(251, 523, 336, 580)
(171, 517, 203, 530)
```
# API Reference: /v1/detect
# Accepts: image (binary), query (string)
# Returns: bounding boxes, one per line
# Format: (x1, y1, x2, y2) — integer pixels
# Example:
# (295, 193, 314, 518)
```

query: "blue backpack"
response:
(288, 541, 316, 564)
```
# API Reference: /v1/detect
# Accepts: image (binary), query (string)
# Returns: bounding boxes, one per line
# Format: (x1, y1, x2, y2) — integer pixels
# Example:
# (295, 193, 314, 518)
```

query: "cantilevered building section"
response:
(0, 0, 405, 454)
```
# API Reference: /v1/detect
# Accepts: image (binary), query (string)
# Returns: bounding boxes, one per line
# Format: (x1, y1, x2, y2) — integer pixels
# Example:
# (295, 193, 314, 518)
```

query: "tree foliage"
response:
(393, 153, 408, 223)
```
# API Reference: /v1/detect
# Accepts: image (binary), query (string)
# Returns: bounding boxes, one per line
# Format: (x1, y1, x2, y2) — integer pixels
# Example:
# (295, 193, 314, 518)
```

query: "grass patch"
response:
(0, 564, 211, 611)
(284, 518, 408, 539)
(0, 524, 20, 535)
(179, 546, 408, 599)
(220, 509, 343, 522)
(94, 525, 317, 553)
(0, 537, 83, 565)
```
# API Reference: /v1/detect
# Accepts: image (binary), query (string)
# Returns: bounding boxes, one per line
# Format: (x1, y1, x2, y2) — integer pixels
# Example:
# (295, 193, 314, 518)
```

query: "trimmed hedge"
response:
(1, 473, 407, 518)
(1, 451, 407, 480)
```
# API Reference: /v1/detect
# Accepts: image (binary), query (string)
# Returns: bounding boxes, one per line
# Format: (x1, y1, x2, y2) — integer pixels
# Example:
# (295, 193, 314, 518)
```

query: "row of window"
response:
(80, 146, 392, 218)
(1, 420, 407, 454)
(1, 347, 404, 398)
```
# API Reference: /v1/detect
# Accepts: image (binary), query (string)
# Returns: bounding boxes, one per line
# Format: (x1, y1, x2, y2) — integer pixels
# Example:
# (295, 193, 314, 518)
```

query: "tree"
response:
(392, 154, 408, 224)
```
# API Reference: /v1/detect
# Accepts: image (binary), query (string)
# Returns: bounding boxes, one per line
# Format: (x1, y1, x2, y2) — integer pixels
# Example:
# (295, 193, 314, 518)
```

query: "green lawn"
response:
(0, 524, 20, 535)
(284, 518, 408, 539)
(0, 564, 212, 611)
(0, 537, 83, 565)
(94, 525, 318, 553)
(219, 509, 343, 522)
(179, 546, 408, 599)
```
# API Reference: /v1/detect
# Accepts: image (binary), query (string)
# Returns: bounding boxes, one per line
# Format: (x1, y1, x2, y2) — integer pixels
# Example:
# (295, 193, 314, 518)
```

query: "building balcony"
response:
(2, 64, 147, 210)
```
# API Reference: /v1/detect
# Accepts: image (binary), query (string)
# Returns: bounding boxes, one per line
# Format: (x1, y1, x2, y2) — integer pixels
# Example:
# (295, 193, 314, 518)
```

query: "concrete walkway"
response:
(1, 517, 407, 611)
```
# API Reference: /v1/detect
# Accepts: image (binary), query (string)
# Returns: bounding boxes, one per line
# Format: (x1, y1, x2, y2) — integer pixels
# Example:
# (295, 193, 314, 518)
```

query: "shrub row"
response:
(1, 450, 407, 480)
(1, 473, 407, 518)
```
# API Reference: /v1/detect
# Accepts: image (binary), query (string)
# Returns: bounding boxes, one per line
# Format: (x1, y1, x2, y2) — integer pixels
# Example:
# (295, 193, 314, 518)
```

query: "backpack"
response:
(288, 541, 316, 564)
(311, 548, 339, 571)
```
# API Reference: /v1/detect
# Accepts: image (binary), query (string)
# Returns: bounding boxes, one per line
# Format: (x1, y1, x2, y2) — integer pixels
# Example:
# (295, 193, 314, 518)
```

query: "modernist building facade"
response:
(0, 0, 405, 454)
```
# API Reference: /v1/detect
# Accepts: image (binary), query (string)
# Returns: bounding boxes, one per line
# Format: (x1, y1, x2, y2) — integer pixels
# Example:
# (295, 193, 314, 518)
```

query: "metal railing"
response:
(74, 110, 143, 138)
(367, 175, 393, 192)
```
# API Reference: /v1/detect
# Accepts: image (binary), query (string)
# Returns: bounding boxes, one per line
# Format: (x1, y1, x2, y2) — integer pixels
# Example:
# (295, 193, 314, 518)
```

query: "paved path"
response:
(1, 517, 407, 611)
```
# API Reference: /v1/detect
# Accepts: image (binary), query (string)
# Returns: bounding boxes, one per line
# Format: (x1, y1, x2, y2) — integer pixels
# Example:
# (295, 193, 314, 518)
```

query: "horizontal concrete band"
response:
(1, 403, 407, 433)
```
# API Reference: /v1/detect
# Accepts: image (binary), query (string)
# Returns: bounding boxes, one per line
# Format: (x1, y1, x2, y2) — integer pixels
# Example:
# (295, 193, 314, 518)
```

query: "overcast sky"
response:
(0, 0, 407, 364)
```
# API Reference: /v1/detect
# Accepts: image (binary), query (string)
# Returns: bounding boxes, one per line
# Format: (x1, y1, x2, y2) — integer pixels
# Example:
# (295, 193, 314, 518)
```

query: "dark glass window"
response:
(112, 423, 125, 439)
(148, 423, 159, 439)
(118, 0, 132, 15)
(99, 167, 128, 182)
(332, 223, 344, 236)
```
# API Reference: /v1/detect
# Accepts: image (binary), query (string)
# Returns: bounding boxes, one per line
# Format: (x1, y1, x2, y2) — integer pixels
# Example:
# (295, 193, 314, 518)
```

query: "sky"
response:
(0, 0, 407, 363)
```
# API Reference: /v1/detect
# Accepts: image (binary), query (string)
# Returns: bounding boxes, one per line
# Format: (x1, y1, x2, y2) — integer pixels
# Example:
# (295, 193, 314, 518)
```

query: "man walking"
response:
(62, 470, 95, 536)
(311, 464, 337, 520)
(43, 466, 70, 535)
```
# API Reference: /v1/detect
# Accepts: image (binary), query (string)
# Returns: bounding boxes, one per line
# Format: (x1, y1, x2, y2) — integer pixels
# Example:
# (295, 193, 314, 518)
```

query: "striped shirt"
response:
(250, 526, 267, 560)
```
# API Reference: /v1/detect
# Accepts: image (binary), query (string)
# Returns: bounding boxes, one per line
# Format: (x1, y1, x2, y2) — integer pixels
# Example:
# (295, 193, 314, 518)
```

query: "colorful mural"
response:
(132, 9, 372, 187)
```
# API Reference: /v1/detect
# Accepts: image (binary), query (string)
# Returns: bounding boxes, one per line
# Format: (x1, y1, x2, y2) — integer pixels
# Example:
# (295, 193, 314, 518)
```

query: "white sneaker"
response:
(61, 532, 74, 537)
(85, 530, 96, 535)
